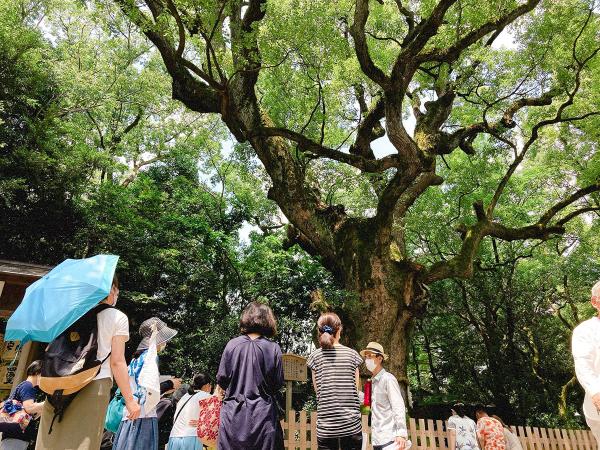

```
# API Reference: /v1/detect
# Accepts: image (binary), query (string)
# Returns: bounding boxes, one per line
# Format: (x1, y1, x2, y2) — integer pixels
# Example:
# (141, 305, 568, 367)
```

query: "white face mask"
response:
(365, 358, 377, 372)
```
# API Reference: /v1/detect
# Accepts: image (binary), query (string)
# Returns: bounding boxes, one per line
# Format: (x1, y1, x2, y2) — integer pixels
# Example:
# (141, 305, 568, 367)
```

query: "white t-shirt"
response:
(447, 415, 479, 450)
(94, 308, 130, 380)
(573, 317, 600, 419)
(170, 391, 211, 438)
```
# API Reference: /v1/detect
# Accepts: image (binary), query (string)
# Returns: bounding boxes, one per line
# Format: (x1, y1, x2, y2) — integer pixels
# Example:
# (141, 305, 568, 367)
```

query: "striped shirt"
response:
(307, 344, 363, 438)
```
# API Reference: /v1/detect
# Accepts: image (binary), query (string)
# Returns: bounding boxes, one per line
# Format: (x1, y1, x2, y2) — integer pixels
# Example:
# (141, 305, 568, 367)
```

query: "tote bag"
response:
(196, 395, 221, 447)
(104, 390, 125, 433)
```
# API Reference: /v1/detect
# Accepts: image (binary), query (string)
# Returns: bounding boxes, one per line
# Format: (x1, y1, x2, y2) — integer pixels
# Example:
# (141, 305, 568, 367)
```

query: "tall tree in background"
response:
(0, 0, 337, 382)
(408, 220, 600, 426)
(108, 0, 600, 386)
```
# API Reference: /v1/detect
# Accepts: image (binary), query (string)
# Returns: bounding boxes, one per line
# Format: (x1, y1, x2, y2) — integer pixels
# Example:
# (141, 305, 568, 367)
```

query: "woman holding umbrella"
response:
(35, 274, 141, 450)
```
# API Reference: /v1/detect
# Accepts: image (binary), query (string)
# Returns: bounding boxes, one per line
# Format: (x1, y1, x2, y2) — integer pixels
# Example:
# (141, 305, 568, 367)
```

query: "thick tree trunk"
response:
(352, 275, 415, 390)
(334, 219, 429, 398)
(227, 78, 428, 397)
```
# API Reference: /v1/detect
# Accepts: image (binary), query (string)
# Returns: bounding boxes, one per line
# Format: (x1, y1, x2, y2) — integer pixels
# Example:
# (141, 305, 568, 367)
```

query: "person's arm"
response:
(572, 325, 600, 407)
(22, 398, 44, 416)
(19, 383, 44, 416)
(110, 335, 140, 420)
(215, 385, 225, 401)
(448, 428, 457, 450)
(306, 352, 319, 401)
(274, 345, 284, 390)
(355, 367, 361, 392)
(503, 429, 513, 450)
(216, 342, 231, 391)
(477, 428, 486, 449)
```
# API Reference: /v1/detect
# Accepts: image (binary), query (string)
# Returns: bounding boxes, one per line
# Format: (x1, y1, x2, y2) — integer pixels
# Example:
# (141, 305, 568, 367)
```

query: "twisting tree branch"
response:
(350, 93, 385, 158)
(537, 183, 600, 225)
(166, 0, 185, 57)
(398, 0, 458, 62)
(418, 0, 542, 63)
(256, 127, 401, 173)
(488, 27, 600, 216)
(349, 0, 388, 87)
(394, 0, 415, 36)
(425, 179, 600, 283)
(113, 0, 221, 113)
(121, 154, 165, 187)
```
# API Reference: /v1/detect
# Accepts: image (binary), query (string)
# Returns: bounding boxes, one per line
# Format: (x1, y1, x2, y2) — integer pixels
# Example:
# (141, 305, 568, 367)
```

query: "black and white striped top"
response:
(307, 344, 363, 438)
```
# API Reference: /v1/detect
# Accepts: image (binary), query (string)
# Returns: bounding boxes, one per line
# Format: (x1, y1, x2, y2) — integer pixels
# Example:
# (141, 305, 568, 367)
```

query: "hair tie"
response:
(320, 325, 334, 334)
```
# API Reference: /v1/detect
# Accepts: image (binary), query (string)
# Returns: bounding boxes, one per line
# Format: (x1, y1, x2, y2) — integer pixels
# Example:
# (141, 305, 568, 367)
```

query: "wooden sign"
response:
(0, 363, 17, 389)
(1, 339, 19, 362)
(282, 353, 307, 382)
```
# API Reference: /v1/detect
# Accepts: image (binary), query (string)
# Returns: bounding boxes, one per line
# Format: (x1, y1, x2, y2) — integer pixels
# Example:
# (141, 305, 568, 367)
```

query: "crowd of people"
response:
(447, 403, 523, 450)
(2, 277, 600, 450)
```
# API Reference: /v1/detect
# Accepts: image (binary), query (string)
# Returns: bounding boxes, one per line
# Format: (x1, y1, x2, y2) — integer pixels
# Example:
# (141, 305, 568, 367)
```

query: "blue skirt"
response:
(112, 417, 158, 450)
(167, 436, 203, 450)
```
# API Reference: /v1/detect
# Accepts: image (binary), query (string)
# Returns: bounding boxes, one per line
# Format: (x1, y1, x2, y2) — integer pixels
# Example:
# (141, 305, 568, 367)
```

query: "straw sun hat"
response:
(359, 341, 389, 361)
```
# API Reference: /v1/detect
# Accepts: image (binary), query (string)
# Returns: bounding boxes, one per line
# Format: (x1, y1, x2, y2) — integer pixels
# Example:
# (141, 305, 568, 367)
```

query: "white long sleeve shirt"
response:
(572, 317, 600, 419)
(370, 369, 409, 446)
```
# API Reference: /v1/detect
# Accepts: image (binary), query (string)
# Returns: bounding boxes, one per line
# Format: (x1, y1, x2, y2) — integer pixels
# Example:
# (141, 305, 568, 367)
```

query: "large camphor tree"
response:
(109, 0, 600, 388)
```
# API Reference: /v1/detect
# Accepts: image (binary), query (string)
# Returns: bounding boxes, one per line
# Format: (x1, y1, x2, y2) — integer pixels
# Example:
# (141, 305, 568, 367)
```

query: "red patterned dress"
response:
(477, 416, 507, 450)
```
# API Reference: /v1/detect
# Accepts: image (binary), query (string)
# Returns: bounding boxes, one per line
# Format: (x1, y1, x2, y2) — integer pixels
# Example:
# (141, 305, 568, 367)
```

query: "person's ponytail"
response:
(319, 331, 335, 349)
(317, 312, 342, 349)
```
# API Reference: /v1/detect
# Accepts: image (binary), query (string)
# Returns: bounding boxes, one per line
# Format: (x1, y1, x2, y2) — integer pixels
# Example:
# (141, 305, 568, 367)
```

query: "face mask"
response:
(365, 358, 377, 372)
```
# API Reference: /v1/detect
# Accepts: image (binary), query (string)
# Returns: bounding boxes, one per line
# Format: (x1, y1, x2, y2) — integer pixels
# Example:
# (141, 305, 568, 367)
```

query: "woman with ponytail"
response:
(307, 312, 364, 450)
(166, 374, 212, 450)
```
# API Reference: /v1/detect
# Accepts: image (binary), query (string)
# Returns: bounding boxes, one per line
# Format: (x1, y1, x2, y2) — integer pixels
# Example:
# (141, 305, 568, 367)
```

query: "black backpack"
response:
(39, 303, 113, 433)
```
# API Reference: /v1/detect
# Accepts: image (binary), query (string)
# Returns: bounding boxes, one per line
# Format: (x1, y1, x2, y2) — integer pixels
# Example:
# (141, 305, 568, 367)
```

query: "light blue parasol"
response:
(5, 254, 119, 343)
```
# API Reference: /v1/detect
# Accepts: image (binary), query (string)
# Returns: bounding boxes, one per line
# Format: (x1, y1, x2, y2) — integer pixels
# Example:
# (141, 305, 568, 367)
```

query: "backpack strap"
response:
(47, 389, 64, 434)
(173, 393, 195, 424)
(95, 303, 115, 363)
(95, 303, 114, 312)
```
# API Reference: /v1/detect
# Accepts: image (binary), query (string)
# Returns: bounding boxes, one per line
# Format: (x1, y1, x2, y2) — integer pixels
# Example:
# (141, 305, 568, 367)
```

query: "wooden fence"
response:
(281, 411, 598, 450)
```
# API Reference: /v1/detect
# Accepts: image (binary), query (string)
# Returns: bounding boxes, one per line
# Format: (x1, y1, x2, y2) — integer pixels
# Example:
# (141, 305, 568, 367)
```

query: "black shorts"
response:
(317, 432, 363, 450)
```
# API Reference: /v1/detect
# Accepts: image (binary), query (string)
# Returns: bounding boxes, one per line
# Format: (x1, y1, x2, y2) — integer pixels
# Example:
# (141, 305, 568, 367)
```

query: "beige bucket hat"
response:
(359, 341, 388, 360)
